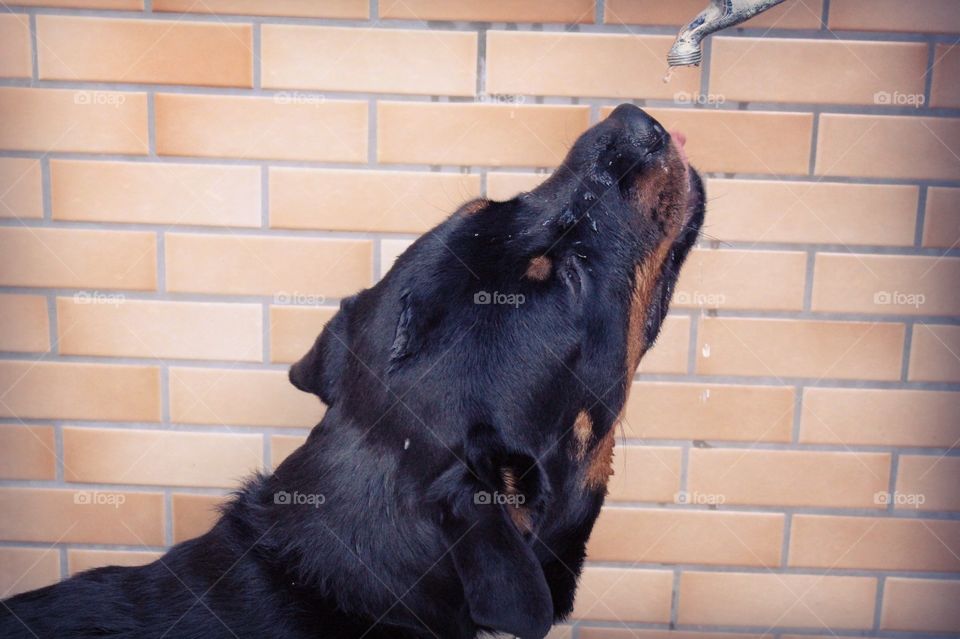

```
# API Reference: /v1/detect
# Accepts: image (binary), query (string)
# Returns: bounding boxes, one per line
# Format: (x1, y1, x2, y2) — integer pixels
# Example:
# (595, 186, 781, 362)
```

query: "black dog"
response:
(0, 104, 704, 639)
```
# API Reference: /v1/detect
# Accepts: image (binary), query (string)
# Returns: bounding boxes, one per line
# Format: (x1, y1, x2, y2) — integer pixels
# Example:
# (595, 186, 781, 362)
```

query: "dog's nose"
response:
(608, 104, 667, 151)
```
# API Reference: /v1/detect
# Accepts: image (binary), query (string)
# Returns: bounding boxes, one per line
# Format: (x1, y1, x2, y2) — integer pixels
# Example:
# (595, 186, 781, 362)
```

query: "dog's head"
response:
(290, 104, 704, 638)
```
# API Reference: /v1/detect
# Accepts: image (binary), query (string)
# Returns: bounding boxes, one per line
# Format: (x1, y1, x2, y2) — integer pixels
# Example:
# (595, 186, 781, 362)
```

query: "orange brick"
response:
(605, 0, 823, 28)
(0, 487, 164, 544)
(802, 388, 960, 448)
(570, 567, 672, 622)
(380, 0, 594, 23)
(623, 382, 794, 443)
(155, 94, 367, 162)
(587, 508, 783, 567)
(812, 254, 960, 316)
(931, 44, 960, 108)
(378, 103, 589, 167)
(0, 361, 160, 421)
(880, 578, 960, 632)
(379, 239, 412, 276)
(816, 114, 960, 180)
(677, 571, 876, 629)
(154, 0, 367, 18)
(0, 14, 30, 78)
(165, 234, 372, 298)
(637, 315, 689, 375)
(697, 317, 904, 380)
(38, 16, 251, 87)
(51, 160, 261, 227)
(674, 249, 806, 311)
(0, 548, 60, 598)
(895, 455, 960, 512)
(711, 38, 927, 105)
(269, 168, 478, 233)
(12, 0, 141, 7)
(0, 425, 56, 480)
(68, 549, 161, 576)
(485, 172, 546, 200)
(269, 305, 337, 364)
(64, 427, 262, 488)
(829, 0, 960, 33)
(621, 108, 813, 175)
(0, 295, 50, 353)
(706, 179, 918, 246)
(923, 187, 960, 249)
(909, 324, 960, 383)
(271, 434, 306, 469)
(606, 446, 682, 503)
(790, 515, 960, 572)
(688, 449, 890, 508)
(57, 298, 262, 362)
(0, 227, 156, 290)
(263, 26, 475, 96)
(486, 32, 699, 100)
(172, 493, 226, 543)
(0, 87, 147, 154)
(169, 367, 322, 427)
(0, 158, 43, 219)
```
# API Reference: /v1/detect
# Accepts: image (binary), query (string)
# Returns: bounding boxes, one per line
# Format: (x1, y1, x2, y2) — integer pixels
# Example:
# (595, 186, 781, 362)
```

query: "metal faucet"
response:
(667, 0, 788, 68)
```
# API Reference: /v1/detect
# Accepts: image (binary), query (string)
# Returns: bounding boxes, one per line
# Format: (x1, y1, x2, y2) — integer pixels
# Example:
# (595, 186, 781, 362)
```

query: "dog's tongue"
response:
(671, 129, 689, 170)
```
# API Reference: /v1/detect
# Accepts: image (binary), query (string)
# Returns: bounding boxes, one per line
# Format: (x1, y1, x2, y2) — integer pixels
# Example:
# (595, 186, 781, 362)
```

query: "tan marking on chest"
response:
(571, 409, 593, 461)
(584, 427, 616, 492)
(500, 467, 533, 534)
(525, 255, 552, 281)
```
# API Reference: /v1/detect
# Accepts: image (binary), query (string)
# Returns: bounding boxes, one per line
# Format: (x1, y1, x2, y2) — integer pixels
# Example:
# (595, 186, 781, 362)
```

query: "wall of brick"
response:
(0, 0, 958, 636)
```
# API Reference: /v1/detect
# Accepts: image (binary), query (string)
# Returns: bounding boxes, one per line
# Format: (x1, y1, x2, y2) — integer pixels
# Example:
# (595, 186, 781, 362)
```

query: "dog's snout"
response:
(608, 104, 667, 152)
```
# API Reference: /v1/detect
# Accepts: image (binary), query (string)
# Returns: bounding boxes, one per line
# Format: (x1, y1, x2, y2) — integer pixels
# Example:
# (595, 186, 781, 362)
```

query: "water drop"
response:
(701, 343, 711, 358)
(403, 438, 410, 450)
(699, 388, 711, 403)
(662, 68, 675, 84)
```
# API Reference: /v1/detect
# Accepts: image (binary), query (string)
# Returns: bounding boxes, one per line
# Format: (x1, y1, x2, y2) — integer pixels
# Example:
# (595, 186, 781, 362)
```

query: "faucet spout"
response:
(668, 0, 788, 68)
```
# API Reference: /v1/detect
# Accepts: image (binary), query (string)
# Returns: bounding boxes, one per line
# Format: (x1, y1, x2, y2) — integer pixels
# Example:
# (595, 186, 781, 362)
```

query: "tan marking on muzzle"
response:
(457, 198, 490, 217)
(525, 255, 553, 281)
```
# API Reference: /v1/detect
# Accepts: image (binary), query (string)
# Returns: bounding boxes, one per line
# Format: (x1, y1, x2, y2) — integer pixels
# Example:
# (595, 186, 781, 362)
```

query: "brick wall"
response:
(0, 0, 958, 636)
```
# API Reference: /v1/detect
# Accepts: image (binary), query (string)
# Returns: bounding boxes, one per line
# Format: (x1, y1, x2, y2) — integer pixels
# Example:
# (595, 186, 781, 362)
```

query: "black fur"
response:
(1, 104, 704, 639)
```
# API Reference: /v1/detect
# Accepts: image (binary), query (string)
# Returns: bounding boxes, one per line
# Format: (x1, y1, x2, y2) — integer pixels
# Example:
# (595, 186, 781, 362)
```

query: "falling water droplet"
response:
(701, 343, 711, 358)
(662, 67, 675, 84)
(700, 388, 711, 403)
(403, 438, 410, 450)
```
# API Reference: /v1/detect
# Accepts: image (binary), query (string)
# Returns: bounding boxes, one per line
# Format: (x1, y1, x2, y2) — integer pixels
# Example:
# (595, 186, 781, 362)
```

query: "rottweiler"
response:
(0, 103, 704, 639)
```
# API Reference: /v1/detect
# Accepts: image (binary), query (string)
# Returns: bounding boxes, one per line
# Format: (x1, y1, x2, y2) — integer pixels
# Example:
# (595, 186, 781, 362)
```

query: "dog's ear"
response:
(288, 297, 353, 405)
(431, 424, 554, 639)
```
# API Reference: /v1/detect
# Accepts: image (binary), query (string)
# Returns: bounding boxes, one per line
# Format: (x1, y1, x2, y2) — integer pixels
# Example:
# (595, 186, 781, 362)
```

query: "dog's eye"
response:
(560, 258, 587, 300)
